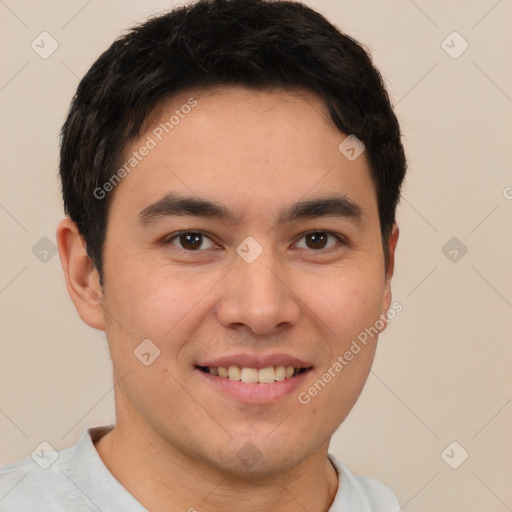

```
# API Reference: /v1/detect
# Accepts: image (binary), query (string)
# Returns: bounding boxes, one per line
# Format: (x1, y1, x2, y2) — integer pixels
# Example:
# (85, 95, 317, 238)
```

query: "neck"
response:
(94, 420, 339, 512)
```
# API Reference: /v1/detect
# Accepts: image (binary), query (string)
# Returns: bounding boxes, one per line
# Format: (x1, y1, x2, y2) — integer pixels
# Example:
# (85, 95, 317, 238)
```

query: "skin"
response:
(57, 85, 399, 512)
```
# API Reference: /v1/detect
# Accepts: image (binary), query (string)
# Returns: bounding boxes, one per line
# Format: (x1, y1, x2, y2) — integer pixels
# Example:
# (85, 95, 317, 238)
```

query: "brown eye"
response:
(295, 231, 341, 251)
(305, 232, 328, 249)
(169, 232, 215, 251)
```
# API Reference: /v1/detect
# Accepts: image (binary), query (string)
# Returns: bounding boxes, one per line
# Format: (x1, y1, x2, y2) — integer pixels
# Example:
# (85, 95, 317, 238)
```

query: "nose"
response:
(215, 247, 301, 336)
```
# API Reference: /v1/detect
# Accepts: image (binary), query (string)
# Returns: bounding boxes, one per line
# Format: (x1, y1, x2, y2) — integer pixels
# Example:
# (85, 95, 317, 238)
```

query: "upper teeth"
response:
(208, 366, 297, 383)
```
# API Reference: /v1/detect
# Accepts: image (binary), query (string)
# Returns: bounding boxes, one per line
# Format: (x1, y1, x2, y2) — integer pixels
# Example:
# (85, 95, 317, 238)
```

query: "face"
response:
(98, 86, 396, 475)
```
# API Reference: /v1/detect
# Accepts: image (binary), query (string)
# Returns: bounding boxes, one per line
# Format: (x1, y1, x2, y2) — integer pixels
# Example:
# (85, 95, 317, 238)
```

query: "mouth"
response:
(196, 365, 311, 384)
(194, 355, 314, 403)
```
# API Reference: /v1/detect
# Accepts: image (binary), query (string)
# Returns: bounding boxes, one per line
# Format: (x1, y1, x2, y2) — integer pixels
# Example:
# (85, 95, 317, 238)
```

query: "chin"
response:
(214, 449, 309, 478)
(207, 430, 317, 477)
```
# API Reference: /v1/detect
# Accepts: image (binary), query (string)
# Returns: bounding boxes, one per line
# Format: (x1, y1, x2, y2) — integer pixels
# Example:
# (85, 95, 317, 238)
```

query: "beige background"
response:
(1, 0, 511, 510)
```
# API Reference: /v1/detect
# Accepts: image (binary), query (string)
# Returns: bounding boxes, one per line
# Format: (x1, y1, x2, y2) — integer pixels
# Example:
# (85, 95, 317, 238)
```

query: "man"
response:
(0, 0, 406, 510)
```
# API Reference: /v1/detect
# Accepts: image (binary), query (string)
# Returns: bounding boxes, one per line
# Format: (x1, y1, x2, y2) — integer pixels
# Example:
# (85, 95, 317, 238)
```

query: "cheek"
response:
(303, 266, 385, 345)
(299, 275, 382, 423)
(103, 259, 221, 355)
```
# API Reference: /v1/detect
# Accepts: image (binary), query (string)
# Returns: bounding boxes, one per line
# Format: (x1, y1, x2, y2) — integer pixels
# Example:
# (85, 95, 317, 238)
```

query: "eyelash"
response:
(163, 230, 347, 252)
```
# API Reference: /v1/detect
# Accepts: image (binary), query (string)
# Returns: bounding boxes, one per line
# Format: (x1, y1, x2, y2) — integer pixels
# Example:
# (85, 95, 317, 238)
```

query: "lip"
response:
(195, 366, 312, 404)
(196, 353, 313, 370)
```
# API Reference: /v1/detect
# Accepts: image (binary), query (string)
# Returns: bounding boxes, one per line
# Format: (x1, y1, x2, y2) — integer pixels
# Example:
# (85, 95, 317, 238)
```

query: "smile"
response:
(196, 365, 309, 384)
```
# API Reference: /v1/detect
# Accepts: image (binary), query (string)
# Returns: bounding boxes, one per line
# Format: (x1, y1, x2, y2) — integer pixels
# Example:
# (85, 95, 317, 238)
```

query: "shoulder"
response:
(328, 454, 400, 512)
(350, 474, 400, 510)
(0, 442, 90, 511)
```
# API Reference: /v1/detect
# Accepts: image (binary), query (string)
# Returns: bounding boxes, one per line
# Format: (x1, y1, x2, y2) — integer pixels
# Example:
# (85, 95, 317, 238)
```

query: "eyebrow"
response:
(138, 192, 363, 226)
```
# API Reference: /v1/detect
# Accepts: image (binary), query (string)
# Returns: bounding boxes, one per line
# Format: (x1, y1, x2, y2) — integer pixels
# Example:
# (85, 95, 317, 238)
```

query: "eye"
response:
(295, 231, 344, 251)
(166, 231, 216, 251)
(164, 230, 344, 253)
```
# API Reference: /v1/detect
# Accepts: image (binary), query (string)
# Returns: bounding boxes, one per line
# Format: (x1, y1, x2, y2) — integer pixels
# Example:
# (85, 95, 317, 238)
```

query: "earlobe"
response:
(385, 224, 399, 285)
(56, 218, 105, 331)
(380, 224, 400, 329)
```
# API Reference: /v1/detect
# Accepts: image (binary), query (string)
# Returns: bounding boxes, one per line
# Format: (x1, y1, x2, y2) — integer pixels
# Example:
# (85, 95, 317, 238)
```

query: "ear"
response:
(56, 217, 105, 331)
(380, 223, 399, 326)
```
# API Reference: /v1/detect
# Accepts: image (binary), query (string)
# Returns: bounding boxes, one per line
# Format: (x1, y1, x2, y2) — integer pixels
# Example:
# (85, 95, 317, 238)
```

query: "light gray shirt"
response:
(0, 426, 400, 511)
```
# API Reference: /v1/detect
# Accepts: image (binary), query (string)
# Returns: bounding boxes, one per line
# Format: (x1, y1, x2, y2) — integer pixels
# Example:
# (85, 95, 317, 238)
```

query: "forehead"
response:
(108, 85, 378, 226)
